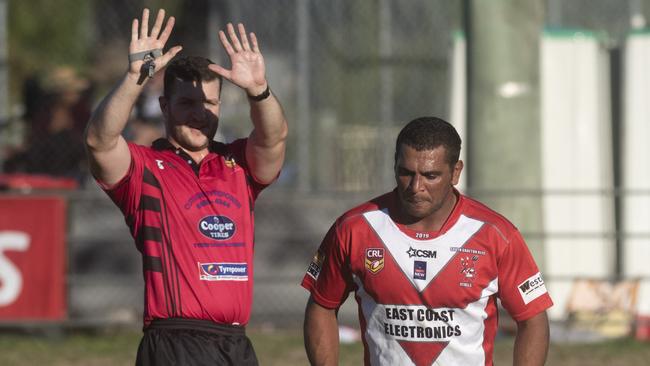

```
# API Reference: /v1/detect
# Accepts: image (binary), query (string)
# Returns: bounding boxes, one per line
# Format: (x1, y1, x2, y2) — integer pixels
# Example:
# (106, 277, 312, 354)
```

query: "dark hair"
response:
(163, 56, 222, 97)
(394, 117, 462, 167)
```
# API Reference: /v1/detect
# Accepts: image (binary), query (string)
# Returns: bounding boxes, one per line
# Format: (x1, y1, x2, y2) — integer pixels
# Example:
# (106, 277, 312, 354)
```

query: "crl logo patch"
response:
(365, 248, 385, 274)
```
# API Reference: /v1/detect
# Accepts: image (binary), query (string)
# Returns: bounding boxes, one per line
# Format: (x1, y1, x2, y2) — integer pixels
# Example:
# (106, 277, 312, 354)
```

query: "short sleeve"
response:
(226, 138, 275, 201)
(96, 143, 145, 219)
(301, 222, 354, 309)
(497, 229, 553, 321)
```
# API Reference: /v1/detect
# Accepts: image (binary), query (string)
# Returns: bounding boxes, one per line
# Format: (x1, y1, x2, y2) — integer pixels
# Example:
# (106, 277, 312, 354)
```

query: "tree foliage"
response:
(8, 0, 91, 100)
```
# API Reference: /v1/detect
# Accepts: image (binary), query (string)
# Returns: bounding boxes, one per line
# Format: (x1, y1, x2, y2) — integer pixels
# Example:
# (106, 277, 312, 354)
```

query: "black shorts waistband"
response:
(146, 318, 246, 336)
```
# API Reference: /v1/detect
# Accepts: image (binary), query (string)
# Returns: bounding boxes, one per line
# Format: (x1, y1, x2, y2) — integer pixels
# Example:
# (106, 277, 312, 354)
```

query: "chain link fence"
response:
(1, 0, 649, 329)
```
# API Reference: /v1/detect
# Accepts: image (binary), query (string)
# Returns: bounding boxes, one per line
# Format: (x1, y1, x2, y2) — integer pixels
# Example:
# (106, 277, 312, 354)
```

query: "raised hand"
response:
(210, 23, 267, 95)
(129, 8, 182, 78)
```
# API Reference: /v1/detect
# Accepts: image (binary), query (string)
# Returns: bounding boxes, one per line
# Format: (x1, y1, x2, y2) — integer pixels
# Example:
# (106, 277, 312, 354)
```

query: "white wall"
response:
(540, 30, 615, 320)
(623, 31, 650, 315)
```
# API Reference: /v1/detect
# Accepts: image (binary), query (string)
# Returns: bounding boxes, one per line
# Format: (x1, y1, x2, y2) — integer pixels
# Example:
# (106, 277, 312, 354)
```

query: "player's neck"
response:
(167, 138, 209, 164)
(185, 148, 209, 164)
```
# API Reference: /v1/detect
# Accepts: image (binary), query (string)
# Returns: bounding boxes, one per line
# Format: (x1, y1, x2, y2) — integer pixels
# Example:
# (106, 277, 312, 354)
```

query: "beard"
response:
(166, 116, 219, 152)
(397, 186, 454, 224)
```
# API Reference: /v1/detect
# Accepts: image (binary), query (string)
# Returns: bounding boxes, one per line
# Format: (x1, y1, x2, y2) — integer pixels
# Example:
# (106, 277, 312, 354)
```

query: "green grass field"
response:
(0, 327, 649, 365)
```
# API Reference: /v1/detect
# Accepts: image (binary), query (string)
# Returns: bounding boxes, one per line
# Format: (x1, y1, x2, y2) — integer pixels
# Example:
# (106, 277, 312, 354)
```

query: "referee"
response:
(85, 8, 287, 365)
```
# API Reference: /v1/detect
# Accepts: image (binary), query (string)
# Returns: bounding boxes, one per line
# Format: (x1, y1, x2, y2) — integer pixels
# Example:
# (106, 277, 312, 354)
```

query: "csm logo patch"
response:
(518, 272, 548, 304)
(198, 216, 236, 240)
(406, 246, 437, 259)
(198, 262, 248, 281)
(365, 248, 385, 274)
(306, 249, 325, 280)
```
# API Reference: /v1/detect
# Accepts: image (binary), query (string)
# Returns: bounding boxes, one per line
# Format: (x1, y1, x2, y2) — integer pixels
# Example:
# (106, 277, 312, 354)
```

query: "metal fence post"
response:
(297, 0, 311, 193)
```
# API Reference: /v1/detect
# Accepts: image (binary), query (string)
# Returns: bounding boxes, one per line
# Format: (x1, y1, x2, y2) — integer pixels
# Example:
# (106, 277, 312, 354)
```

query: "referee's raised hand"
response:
(210, 23, 268, 97)
(128, 8, 182, 78)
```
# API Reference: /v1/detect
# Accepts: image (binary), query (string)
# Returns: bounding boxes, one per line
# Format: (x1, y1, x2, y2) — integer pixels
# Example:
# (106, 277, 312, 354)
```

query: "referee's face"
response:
(161, 79, 221, 153)
(394, 144, 462, 228)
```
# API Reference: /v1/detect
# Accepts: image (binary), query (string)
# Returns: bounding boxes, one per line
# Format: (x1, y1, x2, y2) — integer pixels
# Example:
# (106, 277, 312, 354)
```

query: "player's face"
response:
(160, 79, 221, 152)
(394, 144, 463, 224)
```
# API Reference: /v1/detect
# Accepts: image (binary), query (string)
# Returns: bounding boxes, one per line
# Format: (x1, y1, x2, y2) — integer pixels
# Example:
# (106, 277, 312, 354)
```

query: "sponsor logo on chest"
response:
(362, 210, 485, 292)
(413, 261, 427, 280)
(198, 215, 236, 240)
(407, 246, 437, 258)
(198, 262, 248, 281)
(381, 304, 462, 341)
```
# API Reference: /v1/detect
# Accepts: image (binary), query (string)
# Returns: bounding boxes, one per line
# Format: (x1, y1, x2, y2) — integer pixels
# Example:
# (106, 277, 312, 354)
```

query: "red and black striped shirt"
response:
(98, 138, 268, 327)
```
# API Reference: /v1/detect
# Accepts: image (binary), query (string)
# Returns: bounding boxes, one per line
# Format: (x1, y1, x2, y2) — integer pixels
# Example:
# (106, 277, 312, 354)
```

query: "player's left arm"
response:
(513, 310, 549, 366)
(209, 23, 288, 184)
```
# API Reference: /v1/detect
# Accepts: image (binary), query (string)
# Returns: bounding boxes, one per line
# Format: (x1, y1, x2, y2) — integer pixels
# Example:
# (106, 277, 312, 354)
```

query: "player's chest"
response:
(142, 156, 252, 240)
(350, 212, 497, 305)
(147, 153, 246, 191)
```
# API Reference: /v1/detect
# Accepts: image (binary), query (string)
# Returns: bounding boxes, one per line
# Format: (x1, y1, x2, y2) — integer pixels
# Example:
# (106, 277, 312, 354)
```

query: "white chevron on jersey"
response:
(363, 209, 484, 292)
(354, 273, 499, 366)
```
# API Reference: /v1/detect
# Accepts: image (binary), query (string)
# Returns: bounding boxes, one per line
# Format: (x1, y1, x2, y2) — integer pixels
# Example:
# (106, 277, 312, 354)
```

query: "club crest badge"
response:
(365, 248, 385, 274)
(459, 255, 479, 287)
(225, 157, 236, 168)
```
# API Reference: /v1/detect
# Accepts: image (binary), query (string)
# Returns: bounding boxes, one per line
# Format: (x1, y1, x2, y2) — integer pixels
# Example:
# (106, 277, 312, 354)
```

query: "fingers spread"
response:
(159, 45, 183, 67)
(219, 30, 235, 55)
(227, 23, 243, 52)
(140, 8, 149, 38)
(150, 9, 165, 39)
(208, 64, 231, 80)
(131, 19, 139, 43)
(159, 16, 175, 45)
(238, 23, 250, 51)
(250, 32, 260, 53)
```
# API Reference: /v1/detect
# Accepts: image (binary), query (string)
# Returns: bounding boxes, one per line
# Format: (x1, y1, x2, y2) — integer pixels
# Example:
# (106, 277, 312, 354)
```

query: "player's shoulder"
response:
(125, 140, 157, 160)
(133, 139, 169, 155)
(211, 138, 246, 154)
(460, 194, 520, 240)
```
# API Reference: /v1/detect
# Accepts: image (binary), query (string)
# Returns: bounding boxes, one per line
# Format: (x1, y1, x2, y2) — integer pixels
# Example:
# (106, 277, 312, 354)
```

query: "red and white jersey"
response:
(98, 138, 269, 327)
(302, 190, 552, 366)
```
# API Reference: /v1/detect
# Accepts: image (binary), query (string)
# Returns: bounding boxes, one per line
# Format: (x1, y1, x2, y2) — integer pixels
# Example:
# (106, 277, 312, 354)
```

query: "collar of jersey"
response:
(390, 188, 465, 241)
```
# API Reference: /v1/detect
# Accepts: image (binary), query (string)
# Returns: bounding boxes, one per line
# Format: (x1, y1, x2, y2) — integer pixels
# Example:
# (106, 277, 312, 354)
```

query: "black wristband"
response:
(248, 85, 271, 101)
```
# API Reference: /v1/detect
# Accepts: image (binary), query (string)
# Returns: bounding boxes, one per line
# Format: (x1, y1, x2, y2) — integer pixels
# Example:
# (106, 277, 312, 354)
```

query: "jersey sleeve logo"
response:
(365, 248, 385, 274)
(306, 249, 325, 280)
(224, 155, 237, 168)
(518, 272, 548, 304)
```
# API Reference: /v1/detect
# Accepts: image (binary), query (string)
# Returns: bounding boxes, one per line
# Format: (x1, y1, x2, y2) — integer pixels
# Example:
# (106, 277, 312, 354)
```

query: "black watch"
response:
(248, 85, 271, 101)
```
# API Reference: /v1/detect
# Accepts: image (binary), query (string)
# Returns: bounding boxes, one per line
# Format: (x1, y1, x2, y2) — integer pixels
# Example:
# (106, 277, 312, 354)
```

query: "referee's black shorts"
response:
(136, 318, 259, 366)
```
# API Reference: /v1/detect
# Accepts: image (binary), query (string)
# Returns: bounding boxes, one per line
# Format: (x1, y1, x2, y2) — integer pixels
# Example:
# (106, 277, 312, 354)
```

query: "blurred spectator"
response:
(126, 116, 165, 146)
(3, 66, 93, 183)
(135, 71, 164, 123)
